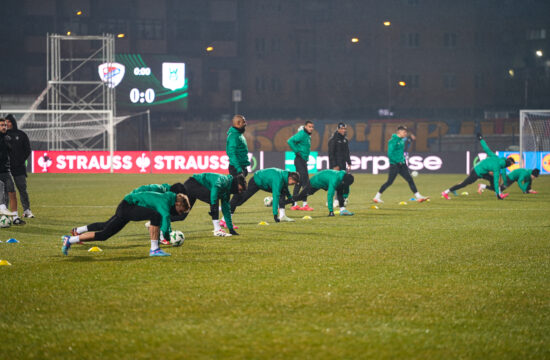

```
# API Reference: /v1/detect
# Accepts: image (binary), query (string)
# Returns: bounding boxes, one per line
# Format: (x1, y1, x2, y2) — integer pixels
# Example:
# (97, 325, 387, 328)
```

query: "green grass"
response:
(0, 173, 549, 359)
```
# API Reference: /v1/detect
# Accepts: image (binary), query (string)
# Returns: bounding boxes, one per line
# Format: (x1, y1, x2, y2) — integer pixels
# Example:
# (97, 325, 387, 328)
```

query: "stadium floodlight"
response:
(519, 109, 550, 169)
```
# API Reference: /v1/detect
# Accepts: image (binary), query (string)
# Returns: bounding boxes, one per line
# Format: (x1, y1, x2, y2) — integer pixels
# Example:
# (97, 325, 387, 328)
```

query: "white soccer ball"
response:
(263, 196, 273, 207)
(169, 230, 185, 247)
(411, 171, 419, 177)
(0, 215, 11, 228)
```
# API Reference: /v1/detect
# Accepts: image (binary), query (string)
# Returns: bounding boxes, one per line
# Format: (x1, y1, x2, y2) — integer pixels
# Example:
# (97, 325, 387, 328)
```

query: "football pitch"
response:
(0, 173, 549, 359)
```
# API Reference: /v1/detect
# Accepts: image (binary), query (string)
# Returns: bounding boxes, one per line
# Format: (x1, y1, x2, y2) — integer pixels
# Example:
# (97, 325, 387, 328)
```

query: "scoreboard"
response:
(98, 54, 188, 111)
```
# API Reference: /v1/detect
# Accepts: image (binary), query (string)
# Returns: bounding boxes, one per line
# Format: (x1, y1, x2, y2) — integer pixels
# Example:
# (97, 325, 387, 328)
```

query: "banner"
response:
(32, 151, 263, 174)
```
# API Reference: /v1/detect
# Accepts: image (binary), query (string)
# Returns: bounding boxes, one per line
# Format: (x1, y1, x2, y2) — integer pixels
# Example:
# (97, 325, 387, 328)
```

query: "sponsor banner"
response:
(501, 151, 550, 175)
(32, 151, 264, 174)
(284, 152, 319, 174)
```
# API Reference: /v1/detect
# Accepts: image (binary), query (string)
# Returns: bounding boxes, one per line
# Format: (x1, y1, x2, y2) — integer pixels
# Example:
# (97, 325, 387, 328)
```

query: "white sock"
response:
(340, 207, 346, 212)
(375, 192, 382, 199)
(480, 184, 487, 190)
(76, 226, 88, 234)
(293, 202, 297, 206)
(414, 192, 422, 198)
(69, 236, 80, 244)
(279, 208, 286, 217)
(444, 189, 450, 194)
(151, 240, 159, 251)
(0, 204, 6, 211)
(13, 215, 20, 220)
(213, 220, 221, 231)
(303, 202, 308, 206)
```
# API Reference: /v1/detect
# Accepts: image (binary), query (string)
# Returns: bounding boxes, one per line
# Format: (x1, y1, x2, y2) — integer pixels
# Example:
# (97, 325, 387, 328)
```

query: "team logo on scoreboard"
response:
(162, 62, 185, 90)
(98, 62, 125, 88)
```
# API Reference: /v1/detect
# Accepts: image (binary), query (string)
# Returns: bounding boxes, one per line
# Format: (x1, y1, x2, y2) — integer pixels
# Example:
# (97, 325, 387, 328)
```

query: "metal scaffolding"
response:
(46, 33, 115, 151)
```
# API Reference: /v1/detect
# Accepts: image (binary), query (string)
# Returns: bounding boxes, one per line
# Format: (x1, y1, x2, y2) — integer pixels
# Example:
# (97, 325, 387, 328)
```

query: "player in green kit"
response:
(373, 126, 428, 203)
(442, 134, 515, 200)
(293, 169, 355, 216)
(229, 168, 300, 223)
(478, 168, 540, 194)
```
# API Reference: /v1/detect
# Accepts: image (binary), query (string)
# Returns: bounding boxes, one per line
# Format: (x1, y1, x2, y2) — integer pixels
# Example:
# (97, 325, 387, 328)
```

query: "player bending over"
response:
(229, 168, 299, 223)
(442, 134, 514, 200)
(179, 173, 246, 237)
(478, 168, 540, 195)
(373, 125, 428, 204)
(62, 191, 190, 257)
(294, 169, 355, 216)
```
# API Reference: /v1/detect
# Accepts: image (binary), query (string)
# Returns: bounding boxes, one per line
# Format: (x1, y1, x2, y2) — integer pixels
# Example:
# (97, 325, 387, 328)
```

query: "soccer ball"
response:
(411, 171, 419, 177)
(0, 215, 11, 228)
(263, 196, 273, 207)
(169, 230, 185, 247)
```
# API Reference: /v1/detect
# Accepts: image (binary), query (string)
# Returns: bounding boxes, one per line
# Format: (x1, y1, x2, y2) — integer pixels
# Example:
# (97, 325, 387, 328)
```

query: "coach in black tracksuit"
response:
(328, 122, 352, 198)
(328, 122, 351, 171)
(6, 114, 32, 219)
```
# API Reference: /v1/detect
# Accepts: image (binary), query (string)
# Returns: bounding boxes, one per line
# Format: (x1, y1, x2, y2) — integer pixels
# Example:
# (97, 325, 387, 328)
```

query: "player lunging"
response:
(62, 191, 190, 257)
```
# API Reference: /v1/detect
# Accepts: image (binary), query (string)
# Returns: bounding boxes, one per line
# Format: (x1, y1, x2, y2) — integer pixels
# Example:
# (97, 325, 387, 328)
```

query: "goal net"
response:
(0, 110, 131, 152)
(520, 110, 550, 171)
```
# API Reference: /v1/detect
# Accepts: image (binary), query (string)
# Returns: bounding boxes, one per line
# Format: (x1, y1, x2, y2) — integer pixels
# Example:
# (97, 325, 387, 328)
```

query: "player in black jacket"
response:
(0, 118, 20, 221)
(328, 123, 352, 205)
(5, 114, 33, 220)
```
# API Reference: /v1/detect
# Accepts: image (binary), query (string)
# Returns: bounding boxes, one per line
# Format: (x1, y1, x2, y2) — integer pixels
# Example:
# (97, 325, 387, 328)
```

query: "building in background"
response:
(0, 0, 549, 149)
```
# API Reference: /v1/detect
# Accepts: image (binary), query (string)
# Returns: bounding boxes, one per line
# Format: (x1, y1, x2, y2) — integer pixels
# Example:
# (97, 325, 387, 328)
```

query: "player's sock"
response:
(375, 192, 382, 200)
(151, 240, 159, 251)
(76, 226, 88, 234)
(414, 192, 423, 198)
(302, 202, 308, 206)
(480, 184, 487, 190)
(279, 208, 286, 217)
(69, 236, 81, 244)
(444, 189, 450, 194)
(213, 220, 221, 231)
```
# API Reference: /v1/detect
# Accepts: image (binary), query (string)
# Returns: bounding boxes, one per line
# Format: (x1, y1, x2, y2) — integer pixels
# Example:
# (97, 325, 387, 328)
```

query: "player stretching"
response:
(373, 125, 428, 203)
(62, 191, 190, 257)
(294, 169, 355, 216)
(230, 168, 300, 223)
(478, 168, 540, 195)
(288, 121, 314, 211)
(180, 173, 246, 236)
(442, 134, 514, 200)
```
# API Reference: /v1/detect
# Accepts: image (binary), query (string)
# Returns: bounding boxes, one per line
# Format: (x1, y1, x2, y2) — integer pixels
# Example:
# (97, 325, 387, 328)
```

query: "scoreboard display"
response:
(98, 54, 188, 111)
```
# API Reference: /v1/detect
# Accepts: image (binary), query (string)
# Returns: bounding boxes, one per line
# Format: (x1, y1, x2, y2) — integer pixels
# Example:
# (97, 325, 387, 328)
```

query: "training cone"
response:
(302, 216, 312, 220)
(410, 198, 416, 201)
(258, 221, 269, 226)
(88, 246, 103, 252)
(461, 192, 469, 196)
(0, 260, 12, 266)
(6, 238, 19, 243)
(371, 205, 379, 210)
(399, 201, 407, 205)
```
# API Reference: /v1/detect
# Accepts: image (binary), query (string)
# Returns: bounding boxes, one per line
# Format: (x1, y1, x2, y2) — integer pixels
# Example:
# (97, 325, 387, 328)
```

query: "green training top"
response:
(309, 169, 348, 212)
(506, 168, 533, 193)
(226, 127, 250, 173)
(253, 168, 292, 216)
(387, 134, 406, 164)
(123, 191, 176, 236)
(287, 129, 311, 161)
(473, 139, 507, 195)
(192, 173, 235, 230)
(131, 183, 171, 194)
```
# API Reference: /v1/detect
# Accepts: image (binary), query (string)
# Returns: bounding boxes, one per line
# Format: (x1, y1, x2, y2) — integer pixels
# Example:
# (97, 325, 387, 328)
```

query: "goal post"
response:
(519, 110, 550, 171)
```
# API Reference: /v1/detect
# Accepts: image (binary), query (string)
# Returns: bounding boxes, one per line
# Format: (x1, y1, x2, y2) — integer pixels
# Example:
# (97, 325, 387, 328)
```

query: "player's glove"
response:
(274, 215, 280, 223)
(229, 229, 239, 235)
(328, 211, 335, 217)
(477, 133, 483, 140)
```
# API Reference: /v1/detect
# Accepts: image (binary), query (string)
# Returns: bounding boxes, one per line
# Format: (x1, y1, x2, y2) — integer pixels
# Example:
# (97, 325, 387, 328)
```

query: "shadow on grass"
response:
(63, 255, 149, 262)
